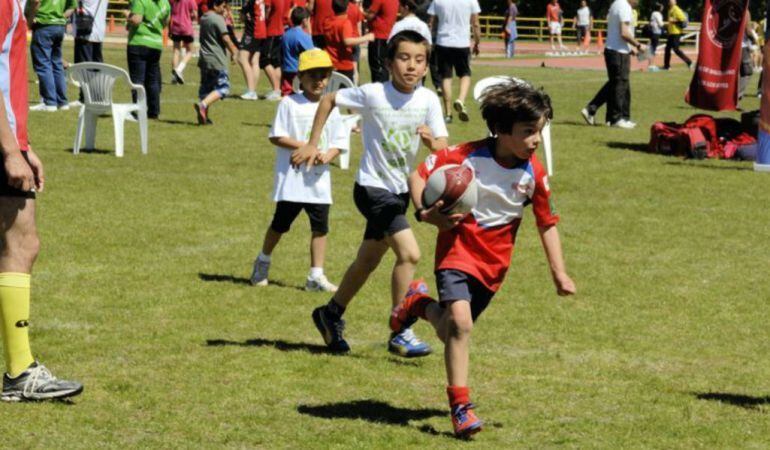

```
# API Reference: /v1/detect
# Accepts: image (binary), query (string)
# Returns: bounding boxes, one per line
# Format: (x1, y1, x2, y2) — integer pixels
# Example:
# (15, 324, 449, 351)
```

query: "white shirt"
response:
(69, 0, 108, 42)
(388, 15, 432, 44)
(335, 82, 448, 194)
(427, 0, 481, 48)
(269, 93, 349, 204)
(576, 6, 591, 26)
(606, 0, 633, 54)
(650, 11, 664, 34)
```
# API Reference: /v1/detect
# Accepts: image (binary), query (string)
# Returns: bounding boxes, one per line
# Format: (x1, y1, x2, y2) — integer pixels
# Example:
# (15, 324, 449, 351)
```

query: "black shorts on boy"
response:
(0, 152, 36, 199)
(353, 183, 410, 241)
(270, 201, 330, 234)
(259, 36, 283, 69)
(436, 45, 471, 78)
(170, 33, 194, 44)
(435, 269, 493, 322)
(239, 34, 262, 53)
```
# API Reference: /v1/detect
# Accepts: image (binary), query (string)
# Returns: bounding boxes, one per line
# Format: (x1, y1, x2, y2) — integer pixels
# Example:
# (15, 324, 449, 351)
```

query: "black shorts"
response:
(436, 45, 471, 78)
(576, 25, 588, 43)
(0, 152, 36, 199)
(435, 269, 494, 322)
(312, 34, 326, 50)
(353, 183, 410, 241)
(239, 34, 262, 53)
(337, 69, 355, 82)
(270, 201, 330, 234)
(260, 36, 283, 68)
(170, 33, 194, 44)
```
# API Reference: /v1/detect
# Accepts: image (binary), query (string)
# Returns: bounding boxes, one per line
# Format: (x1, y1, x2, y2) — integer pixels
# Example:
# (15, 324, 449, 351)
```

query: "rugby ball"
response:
(422, 164, 478, 215)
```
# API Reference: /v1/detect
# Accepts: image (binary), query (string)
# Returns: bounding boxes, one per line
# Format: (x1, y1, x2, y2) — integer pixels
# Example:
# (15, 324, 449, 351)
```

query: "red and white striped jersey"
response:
(417, 139, 559, 292)
(0, 0, 29, 151)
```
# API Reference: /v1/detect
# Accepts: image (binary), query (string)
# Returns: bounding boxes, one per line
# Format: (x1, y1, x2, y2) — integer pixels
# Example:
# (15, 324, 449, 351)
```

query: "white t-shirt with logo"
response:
(606, 0, 633, 54)
(576, 6, 591, 26)
(269, 93, 349, 204)
(69, 0, 108, 42)
(335, 82, 448, 194)
(427, 0, 481, 48)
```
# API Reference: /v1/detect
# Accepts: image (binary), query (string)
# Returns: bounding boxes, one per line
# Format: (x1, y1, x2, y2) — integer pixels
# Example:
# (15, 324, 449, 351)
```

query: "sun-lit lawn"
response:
(3, 41, 769, 448)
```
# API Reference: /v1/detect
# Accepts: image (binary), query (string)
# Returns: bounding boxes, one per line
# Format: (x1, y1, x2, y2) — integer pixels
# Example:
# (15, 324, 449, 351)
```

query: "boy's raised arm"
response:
(291, 91, 337, 168)
(537, 224, 576, 296)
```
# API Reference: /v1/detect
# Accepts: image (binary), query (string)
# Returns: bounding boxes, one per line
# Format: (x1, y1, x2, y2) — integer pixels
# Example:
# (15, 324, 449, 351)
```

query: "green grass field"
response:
(4, 42, 770, 448)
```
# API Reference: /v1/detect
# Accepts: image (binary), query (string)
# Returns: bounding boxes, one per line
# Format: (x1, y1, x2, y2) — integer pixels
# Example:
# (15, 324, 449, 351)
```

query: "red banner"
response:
(685, 0, 749, 111)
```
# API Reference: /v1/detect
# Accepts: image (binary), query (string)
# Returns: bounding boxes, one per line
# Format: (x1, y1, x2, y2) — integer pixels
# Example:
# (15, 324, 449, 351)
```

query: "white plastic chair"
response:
(293, 71, 360, 169)
(69, 62, 148, 157)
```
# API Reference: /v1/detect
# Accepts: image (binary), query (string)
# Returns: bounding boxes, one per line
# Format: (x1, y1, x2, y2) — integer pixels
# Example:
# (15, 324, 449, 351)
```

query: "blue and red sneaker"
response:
(451, 403, 483, 438)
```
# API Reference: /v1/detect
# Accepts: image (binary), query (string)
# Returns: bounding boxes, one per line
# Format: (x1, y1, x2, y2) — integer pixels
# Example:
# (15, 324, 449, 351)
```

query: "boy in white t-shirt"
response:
(249, 49, 348, 292)
(293, 30, 448, 356)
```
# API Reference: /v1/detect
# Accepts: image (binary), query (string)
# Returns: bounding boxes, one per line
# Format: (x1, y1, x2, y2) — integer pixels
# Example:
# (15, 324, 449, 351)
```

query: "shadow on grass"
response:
(65, 147, 113, 155)
(297, 399, 448, 434)
(197, 273, 306, 291)
(206, 337, 336, 354)
(239, 121, 272, 128)
(155, 118, 199, 127)
(605, 141, 653, 153)
(694, 392, 770, 410)
(663, 161, 754, 171)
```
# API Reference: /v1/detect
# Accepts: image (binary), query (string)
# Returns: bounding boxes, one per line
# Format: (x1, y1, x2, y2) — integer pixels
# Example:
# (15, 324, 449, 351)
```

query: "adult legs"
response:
(30, 27, 57, 106)
(457, 75, 471, 107)
(127, 45, 148, 109)
(368, 39, 389, 83)
(604, 49, 623, 124)
(670, 34, 692, 67)
(238, 49, 256, 93)
(49, 26, 68, 107)
(145, 48, 162, 117)
(619, 52, 631, 121)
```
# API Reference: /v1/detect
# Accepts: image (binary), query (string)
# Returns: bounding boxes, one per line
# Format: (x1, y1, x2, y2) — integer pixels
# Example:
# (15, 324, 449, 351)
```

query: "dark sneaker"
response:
(451, 403, 483, 437)
(194, 103, 208, 125)
(171, 69, 185, 85)
(312, 306, 350, 353)
(388, 327, 431, 357)
(1, 362, 83, 402)
(453, 100, 469, 122)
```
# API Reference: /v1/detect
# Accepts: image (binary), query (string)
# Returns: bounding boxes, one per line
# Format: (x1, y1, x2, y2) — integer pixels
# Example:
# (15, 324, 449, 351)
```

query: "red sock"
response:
(410, 294, 435, 320)
(446, 385, 470, 407)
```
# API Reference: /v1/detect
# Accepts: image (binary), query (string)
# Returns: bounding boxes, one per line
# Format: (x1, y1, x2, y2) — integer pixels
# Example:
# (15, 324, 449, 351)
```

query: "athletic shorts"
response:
(270, 201, 330, 234)
(436, 45, 471, 78)
(312, 34, 326, 50)
(436, 269, 494, 322)
(337, 69, 355, 82)
(549, 21, 562, 35)
(259, 36, 283, 69)
(199, 69, 230, 99)
(353, 183, 410, 241)
(0, 152, 36, 199)
(170, 33, 194, 44)
(239, 34, 262, 53)
(352, 44, 361, 63)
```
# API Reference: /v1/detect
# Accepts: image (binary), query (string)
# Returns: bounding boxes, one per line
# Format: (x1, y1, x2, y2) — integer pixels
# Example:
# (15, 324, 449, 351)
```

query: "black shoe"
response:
(312, 306, 350, 353)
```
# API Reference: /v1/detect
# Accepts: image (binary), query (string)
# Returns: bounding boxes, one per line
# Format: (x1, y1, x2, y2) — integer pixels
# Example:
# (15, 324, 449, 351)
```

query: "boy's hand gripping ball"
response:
(422, 164, 478, 215)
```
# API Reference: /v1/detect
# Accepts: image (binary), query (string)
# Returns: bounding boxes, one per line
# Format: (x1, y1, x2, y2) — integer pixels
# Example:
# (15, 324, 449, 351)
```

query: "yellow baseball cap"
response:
(298, 49, 333, 72)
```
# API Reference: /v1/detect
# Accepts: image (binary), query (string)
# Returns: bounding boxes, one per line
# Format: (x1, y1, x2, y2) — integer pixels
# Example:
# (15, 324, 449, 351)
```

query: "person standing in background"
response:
(504, 0, 518, 58)
(546, 0, 565, 51)
(573, 0, 591, 53)
(663, 0, 692, 70)
(169, 0, 197, 84)
(647, 2, 664, 71)
(70, 0, 108, 103)
(26, 0, 76, 111)
(126, 0, 171, 119)
(365, 0, 398, 82)
(309, 0, 333, 48)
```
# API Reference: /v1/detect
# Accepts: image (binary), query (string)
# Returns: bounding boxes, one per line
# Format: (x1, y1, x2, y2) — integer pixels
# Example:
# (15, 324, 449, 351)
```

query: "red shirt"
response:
(252, 0, 267, 38)
(311, 0, 333, 36)
(346, 2, 362, 37)
(546, 2, 561, 22)
(417, 140, 559, 292)
(0, 0, 29, 151)
(324, 15, 354, 70)
(367, 0, 398, 40)
(265, 0, 285, 36)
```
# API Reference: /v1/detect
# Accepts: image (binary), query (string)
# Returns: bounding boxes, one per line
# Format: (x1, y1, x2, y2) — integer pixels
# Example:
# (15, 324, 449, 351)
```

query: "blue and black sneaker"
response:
(388, 327, 432, 357)
(312, 306, 350, 354)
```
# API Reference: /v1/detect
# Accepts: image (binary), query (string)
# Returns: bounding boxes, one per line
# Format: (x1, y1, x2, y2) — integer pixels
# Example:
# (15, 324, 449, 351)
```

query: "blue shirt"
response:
(282, 26, 315, 73)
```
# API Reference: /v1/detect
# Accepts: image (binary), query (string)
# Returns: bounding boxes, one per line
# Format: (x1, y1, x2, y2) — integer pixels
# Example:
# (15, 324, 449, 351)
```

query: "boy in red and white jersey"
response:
(392, 78, 576, 437)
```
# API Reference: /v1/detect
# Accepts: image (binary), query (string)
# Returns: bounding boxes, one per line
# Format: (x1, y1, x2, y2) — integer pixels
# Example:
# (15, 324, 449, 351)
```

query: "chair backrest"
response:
(68, 62, 132, 107)
(292, 71, 356, 95)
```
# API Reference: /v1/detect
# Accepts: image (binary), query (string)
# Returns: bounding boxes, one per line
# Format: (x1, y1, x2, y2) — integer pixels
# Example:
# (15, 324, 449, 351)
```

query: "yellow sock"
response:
(0, 273, 34, 377)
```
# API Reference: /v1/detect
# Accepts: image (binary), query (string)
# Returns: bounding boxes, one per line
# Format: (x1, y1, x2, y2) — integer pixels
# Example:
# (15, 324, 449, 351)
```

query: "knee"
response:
(447, 313, 473, 338)
(396, 247, 420, 266)
(3, 230, 40, 268)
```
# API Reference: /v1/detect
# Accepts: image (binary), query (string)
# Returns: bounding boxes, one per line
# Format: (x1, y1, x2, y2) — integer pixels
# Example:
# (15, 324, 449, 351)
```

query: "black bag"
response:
(73, 0, 100, 39)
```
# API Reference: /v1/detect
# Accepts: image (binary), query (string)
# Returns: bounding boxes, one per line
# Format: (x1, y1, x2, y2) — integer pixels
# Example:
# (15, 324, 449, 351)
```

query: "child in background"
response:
(170, 0, 198, 84)
(250, 49, 348, 291)
(194, 0, 239, 125)
(391, 79, 576, 437)
(294, 30, 447, 357)
(324, 0, 374, 82)
(346, 0, 364, 83)
(260, 0, 286, 100)
(281, 6, 314, 96)
(237, 0, 266, 100)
